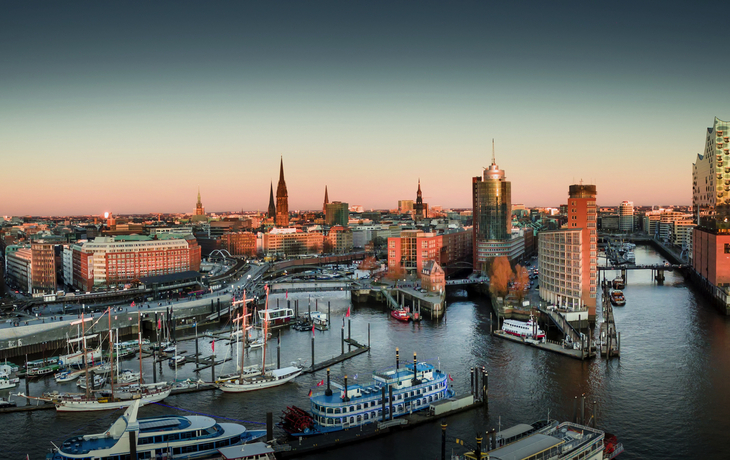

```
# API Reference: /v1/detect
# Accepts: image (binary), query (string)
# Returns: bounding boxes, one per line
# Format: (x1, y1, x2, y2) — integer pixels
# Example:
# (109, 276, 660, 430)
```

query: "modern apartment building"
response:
(538, 228, 583, 309)
(221, 232, 257, 257)
(618, 201, 634, 232)
(539, 184, 597, 314)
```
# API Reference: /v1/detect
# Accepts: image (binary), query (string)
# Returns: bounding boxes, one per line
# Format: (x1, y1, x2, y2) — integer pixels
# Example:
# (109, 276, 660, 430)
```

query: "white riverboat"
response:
(281, 353, 454, 436)
(45, 400, 266, 460)
(502, 315, 545, 341)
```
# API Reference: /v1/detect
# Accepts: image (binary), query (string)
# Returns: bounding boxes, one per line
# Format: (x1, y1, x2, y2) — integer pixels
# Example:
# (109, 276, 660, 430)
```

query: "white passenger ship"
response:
(46, 400, 265, 460)
(282, 352, 454, 436)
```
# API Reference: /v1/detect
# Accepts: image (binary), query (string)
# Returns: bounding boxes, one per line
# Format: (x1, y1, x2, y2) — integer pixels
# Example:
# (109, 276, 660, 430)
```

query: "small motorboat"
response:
(390, 309, 411, 322)
(169, 355, 186, 366)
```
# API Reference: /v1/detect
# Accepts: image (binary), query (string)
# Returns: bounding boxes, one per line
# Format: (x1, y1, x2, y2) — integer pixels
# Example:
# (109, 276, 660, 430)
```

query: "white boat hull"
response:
(218, 369, 302, 393)
(55, 388, 171, 412)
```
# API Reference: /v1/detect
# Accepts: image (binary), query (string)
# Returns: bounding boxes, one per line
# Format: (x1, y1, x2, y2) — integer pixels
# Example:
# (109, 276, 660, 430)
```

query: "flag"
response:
(346, 306, 350, 318)
(131, 301, 136, 308)
(158, 318, 162, 329)
(312, 322, 315, 337)
(286, 290, 288, 300)
(212, 340, 215, 352)
(316, 379, 324, 386)
(353, 373, 358, 380)
(448, 374, 454, 382)
(307, 389, 313, 397)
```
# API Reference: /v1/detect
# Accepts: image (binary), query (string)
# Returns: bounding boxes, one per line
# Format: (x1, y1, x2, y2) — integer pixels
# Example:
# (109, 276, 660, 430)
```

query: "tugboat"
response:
(612, 277, 626, 290)
(390, 308, 411, 322)
(610, 290, 626, 306)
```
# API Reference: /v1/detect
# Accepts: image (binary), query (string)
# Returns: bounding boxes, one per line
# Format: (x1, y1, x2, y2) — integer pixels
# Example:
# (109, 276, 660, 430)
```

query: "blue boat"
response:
(282, 353, 454, 436)
(47, 400, 265, 460)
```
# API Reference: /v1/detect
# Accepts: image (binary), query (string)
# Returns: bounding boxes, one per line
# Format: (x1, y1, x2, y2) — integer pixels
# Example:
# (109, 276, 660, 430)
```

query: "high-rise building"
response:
(415, 179, 425, 220)
(323, 186, 329, 214)
(538, 183, 597, 315)
(618, 201, 634, 232)
(693, 117, 730, 225)
(472, 150, 512, 271)
(276, 157, 289, 227)
(267, 182, 276, 219)
(31, 241, 56, 294)
(691, 117, 730, 314)
(325, 201, 349, 227)
(567, 184, 598, 310)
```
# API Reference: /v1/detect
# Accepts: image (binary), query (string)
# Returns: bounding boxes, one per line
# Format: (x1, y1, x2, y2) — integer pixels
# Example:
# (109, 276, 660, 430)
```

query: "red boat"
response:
(390, 309, 411, 322)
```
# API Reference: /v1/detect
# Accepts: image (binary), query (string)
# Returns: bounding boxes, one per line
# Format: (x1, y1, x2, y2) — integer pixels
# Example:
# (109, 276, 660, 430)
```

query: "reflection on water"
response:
(5, 245, 730, 459)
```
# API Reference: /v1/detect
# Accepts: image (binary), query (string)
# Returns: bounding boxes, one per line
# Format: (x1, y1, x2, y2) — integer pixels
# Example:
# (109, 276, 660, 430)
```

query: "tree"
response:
(512, 264, 529, 302)
(372, 236, 387, 250)
(489, 256, 512, 298)
(385, 264, 406, 282)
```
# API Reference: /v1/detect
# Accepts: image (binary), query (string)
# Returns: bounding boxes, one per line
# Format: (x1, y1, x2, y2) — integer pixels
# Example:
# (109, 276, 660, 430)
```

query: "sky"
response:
(2, 0, 729, 216)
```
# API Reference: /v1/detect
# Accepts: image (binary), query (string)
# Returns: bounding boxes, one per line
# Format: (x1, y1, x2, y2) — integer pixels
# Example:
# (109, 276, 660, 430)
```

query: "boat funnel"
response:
(325, 368, 332, 396)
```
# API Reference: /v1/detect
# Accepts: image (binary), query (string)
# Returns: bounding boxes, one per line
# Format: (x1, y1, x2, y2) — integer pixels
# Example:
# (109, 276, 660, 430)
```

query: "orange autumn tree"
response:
(512, 264, 530, 302)
(489, 256, 513, 298)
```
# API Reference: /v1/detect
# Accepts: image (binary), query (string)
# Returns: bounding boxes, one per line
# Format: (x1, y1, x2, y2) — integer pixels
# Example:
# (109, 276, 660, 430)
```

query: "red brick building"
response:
(221, 232, 257, 257)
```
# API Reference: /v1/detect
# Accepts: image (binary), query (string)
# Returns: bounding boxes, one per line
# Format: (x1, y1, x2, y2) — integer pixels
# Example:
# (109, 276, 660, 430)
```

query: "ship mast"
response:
(262, 285, 270, 376)
(138, 311, 143, 384)
(239, 290, 247, 384)
(108, 308, 114, 399)
(82, 313, 89, 399)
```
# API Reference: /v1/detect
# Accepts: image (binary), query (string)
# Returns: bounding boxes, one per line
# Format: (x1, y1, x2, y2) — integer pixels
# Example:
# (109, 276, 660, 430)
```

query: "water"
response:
(3, 245, 730, 459)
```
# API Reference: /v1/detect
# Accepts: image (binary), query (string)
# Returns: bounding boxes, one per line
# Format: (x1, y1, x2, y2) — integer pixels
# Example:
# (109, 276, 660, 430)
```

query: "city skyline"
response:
(2, 1, 729, 215)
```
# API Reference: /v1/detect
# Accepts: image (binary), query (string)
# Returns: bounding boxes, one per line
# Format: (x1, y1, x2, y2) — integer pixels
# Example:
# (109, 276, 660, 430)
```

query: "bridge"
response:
(446, 276, 488, 286)
(597, 264, 688, 271)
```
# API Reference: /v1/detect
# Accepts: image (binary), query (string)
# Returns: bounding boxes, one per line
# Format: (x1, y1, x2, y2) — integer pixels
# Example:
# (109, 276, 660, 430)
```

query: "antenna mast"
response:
(492, 139, 495, 164)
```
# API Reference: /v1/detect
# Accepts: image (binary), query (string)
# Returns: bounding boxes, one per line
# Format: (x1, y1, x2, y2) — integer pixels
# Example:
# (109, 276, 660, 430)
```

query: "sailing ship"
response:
(23, 309, 171, 412)
(218, 288, 302, 393)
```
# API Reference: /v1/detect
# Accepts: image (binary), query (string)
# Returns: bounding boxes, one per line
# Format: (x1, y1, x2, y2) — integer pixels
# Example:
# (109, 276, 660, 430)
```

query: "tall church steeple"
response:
(323, 185, 329, 214)
(415, 179, 424, 220)
(267, 181, 276, 218)
(275, 156, 289, 227)
(194, 186, 205, 216)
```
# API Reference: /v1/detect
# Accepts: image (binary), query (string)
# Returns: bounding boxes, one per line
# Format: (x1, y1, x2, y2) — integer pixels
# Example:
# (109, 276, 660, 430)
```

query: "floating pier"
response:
(493, 330, 595, 359)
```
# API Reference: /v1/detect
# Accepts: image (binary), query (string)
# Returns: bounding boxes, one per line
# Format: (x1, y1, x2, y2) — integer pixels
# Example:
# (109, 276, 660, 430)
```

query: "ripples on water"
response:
(4, 246, 730, 459)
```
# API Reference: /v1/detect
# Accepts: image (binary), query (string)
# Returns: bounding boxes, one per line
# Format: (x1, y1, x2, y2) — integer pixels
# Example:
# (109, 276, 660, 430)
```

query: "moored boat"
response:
(390, 309, 410, 322)
(257, 307, 294, 329)
(45, 400, 265, 460)
(501, 314, 545, 340)
(610, 290, 626, 307)
(281, 351, 454, 436)
(452, 418, 623, 460)
(612, 277, 625, 290)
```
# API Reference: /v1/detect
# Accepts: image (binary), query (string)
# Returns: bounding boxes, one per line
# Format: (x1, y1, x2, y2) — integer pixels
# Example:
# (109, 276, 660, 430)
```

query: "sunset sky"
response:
(2, 1, 729, 216)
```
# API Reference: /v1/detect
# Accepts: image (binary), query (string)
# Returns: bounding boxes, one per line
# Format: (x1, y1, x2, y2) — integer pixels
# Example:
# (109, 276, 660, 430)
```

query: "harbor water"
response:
(3, 245, 730, 459)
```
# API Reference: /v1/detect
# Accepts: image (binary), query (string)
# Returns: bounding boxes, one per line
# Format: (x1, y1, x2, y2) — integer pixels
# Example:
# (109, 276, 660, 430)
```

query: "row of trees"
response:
(488, 256, 530, 302)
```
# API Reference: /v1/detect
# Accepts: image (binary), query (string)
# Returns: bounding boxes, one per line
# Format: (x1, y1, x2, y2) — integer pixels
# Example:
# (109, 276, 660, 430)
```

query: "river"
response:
(3, 245, 729, 460)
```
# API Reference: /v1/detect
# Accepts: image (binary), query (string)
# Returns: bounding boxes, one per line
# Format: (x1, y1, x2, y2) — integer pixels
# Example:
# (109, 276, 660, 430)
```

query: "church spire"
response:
(275, 157, 289, 227)
(197, 186, 201, 206)
(323, 185, 329, 213)
(267, 181, 276, 218)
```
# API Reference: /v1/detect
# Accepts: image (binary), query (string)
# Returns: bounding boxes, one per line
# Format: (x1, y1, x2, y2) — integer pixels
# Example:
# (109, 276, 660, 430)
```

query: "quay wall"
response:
(351, 288, 446, 319)
(0, 296, 232, 361)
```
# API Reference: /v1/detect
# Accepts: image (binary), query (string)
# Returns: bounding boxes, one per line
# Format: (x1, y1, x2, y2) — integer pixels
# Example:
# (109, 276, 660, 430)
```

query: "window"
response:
(724, 243, 730, 254)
